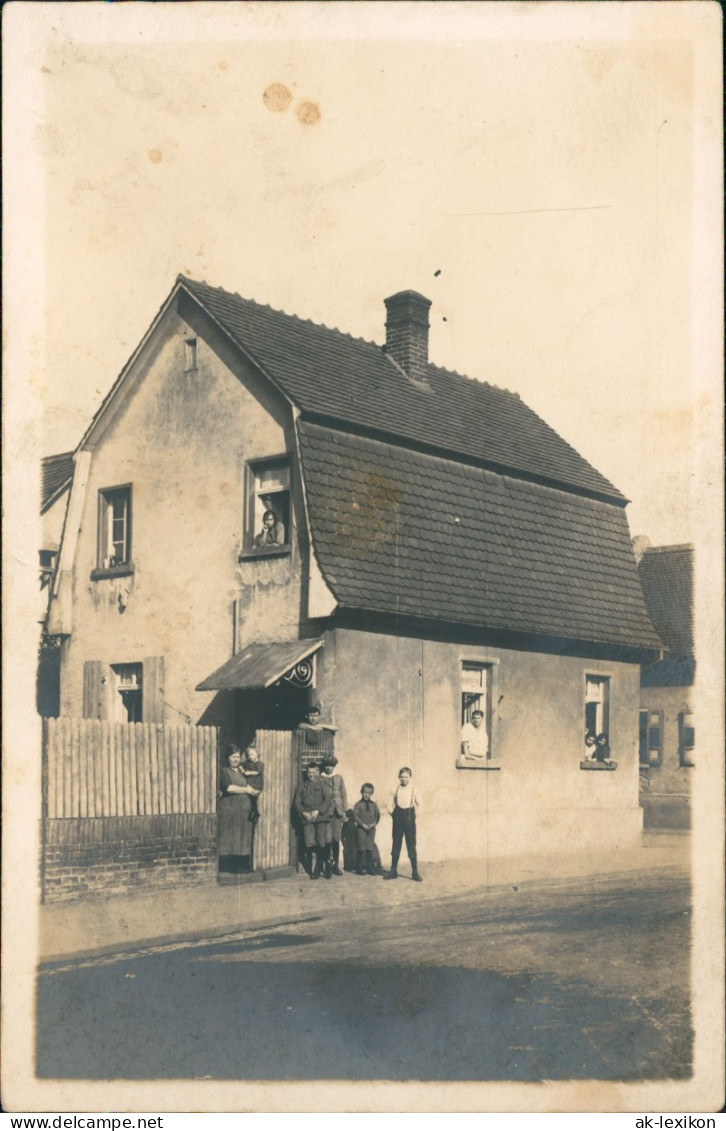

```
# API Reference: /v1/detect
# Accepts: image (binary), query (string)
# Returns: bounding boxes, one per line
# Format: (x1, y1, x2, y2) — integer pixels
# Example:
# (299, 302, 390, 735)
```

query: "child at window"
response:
(584, 732, 598, 760)
(240, 743, 264, 823)
(254, 507, 285, 549)
(352, 782, 380, 875)
(593, 733, 613, 764)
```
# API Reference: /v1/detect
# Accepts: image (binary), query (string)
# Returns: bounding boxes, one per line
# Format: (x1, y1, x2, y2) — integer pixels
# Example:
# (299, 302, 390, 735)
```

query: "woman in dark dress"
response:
(218, 745, 261, 874)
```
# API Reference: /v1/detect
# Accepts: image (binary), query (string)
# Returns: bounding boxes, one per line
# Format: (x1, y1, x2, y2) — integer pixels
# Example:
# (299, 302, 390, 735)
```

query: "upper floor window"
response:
(458, 661, 498, 768)
(639, 709, 663, 767)
(98, 485, 132, 569)
(678, 710, 695, 767)
(184, 337, 198, 371)
(246, 457, 291, 554)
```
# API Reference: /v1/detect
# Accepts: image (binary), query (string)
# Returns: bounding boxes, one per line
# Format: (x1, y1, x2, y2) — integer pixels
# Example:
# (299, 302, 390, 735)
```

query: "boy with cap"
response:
(352, 783, 380, 875)
(383, 766, 423, 882)
(320, 755, 348, 876)
(293, 761, 334, 879)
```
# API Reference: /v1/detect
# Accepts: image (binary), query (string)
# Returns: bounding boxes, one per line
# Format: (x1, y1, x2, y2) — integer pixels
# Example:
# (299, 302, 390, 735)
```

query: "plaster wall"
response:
(59, 305, 302, 725)
(318, 627, 643, 862)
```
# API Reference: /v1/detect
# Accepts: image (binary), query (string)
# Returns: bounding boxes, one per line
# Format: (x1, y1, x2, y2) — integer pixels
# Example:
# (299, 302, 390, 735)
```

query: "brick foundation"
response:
(40, 814, 217, 903)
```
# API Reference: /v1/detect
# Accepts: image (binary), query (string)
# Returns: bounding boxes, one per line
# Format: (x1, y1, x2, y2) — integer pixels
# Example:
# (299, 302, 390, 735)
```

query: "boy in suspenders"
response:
(383, 766, 423, 882)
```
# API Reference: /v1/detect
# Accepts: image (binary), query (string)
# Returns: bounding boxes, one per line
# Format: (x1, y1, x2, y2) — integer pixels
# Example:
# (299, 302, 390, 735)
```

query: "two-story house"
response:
(46, 276, 661, 864)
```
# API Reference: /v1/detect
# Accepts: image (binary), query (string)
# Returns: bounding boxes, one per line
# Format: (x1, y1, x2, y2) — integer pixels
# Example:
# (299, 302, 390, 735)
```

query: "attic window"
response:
(184, 338, 198, 371)
(243, 456, 291, 556)
(97, 485, 132, 569)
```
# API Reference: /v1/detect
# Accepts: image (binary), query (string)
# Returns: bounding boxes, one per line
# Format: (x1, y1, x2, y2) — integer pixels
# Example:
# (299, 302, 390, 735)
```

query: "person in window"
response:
(217, 745, 262, 874)
(592, 732, 614, 765)
(383, 766, 423, 882)
(461, 708, 488, 760)
(584, 731, 598, 760)
(253, 508, 285, 549)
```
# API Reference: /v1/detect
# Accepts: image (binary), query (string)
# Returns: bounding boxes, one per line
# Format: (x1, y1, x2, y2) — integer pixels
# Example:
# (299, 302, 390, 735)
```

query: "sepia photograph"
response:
(2, 0, 723, 1115)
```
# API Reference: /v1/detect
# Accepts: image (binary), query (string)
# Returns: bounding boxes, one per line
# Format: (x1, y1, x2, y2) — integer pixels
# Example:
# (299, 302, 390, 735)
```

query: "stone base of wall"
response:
(641, 794, 691, 830)
(40, 814, 217, 903)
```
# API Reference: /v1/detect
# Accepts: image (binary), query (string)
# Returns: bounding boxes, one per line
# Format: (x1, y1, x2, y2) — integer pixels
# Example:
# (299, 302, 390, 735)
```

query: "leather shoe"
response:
(383, 870, 398, 880)
(411, 871, 423, 882)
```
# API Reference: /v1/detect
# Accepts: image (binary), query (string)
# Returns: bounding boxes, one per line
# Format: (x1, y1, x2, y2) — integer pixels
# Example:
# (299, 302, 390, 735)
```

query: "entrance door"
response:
(254, 729, 297, 872)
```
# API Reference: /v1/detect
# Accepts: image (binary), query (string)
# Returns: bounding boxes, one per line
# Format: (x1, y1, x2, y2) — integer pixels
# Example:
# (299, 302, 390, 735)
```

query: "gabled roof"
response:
(638, 544, 694, 658)
(297, 421, 661, 650)
(179, 276, 625, 504)
(41, 452, 74, 513)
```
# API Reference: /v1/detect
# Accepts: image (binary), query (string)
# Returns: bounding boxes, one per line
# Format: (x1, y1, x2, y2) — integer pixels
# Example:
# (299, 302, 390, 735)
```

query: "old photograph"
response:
(2, 0, 723, 1115)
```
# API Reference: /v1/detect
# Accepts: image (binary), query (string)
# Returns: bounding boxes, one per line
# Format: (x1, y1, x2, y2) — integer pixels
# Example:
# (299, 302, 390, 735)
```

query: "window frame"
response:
(456, 657, 499, 770)
(184, 337, 198, 371)
(240, 454, 293, 559)
(678, 710, 695, 767)
(639, 708, 663, 768)
(93, 484, 134, 578)
(110, 662, 143, 723)
(581, 672, 617, 771)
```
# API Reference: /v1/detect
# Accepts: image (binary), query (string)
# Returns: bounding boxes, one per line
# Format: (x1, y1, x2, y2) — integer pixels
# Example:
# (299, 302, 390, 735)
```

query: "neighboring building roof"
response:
(638, 544, 694, 658)
(41, 452, 74, 513)
(298, 421, 661, 650)
(179, 276, 625, 504)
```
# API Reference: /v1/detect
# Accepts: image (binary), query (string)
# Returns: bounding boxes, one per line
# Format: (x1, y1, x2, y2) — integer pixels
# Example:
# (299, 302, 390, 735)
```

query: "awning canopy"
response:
(196, 639, 322, 692)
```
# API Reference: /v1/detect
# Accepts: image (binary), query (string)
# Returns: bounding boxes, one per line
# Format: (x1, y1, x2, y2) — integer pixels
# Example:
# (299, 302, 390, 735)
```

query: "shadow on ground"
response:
(36, 942, 692, 1081)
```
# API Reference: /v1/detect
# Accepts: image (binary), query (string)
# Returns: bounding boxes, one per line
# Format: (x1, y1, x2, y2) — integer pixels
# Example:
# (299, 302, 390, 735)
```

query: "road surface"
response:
(37, 869, 691, 1081)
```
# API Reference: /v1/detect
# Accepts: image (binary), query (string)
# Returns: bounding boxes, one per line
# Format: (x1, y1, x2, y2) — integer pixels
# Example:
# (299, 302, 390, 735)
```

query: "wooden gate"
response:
(254, 729, 296, 871)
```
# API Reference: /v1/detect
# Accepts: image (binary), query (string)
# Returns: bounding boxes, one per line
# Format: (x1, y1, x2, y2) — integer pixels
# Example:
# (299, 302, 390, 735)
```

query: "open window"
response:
(639, 709, 663, 767)
(97, 485, 132, 571)
(582, 675, 616, 769)
(457, 661, 498, 768)
(678, 710, 695, 766)
(111, 663, 143, 723)
(244, 457, 291, 555)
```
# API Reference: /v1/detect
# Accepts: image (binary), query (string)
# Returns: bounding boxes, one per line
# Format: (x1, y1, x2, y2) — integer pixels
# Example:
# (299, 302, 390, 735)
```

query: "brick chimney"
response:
(384, 290, 432, 383)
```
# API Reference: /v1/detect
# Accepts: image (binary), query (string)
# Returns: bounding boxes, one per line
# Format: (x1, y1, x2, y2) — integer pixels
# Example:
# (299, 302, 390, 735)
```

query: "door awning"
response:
(196, 639, 322, 691)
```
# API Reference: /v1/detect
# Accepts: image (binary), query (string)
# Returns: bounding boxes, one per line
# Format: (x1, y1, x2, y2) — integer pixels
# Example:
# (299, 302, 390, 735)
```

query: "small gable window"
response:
(184, 337, 198, 371)
(639, 709, 663, 767)
(97, 485, 132, 570)
(244, 457, 291, 556)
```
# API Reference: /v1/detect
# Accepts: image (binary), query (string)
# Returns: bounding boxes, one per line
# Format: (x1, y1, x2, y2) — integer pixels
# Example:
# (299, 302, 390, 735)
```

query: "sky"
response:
(8, 2, 722, 547)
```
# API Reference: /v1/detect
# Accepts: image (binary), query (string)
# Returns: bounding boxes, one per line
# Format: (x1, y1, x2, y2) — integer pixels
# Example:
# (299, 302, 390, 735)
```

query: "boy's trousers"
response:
(390, 806, 417, 868)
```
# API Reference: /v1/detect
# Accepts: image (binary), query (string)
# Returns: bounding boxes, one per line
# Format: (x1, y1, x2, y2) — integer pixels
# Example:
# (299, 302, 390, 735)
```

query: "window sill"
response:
(456, 758, 501, 771)
(580, 760, 618, 771)
(90, 564, 135, 581)
(238, 546, 292, 562)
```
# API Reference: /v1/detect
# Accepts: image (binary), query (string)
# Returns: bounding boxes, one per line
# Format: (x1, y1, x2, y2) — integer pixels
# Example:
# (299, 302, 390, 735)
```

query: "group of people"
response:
(217, 715, 423, 883)
(584, 731, 613, 764)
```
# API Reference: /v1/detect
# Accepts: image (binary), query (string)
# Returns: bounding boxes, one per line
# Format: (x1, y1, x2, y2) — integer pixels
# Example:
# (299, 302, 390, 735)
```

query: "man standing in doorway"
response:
(383, 766, 423, 882)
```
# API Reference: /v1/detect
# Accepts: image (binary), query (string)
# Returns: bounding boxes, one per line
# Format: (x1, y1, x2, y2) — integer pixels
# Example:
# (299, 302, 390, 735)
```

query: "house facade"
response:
(636, 541, 695, 829)
(45, 276, 661, 866)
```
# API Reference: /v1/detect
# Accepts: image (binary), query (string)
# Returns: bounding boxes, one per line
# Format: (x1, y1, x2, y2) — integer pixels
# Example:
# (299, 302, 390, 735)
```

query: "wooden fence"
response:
(42, 718, 218, 818)
(254, 729, 296, 871)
